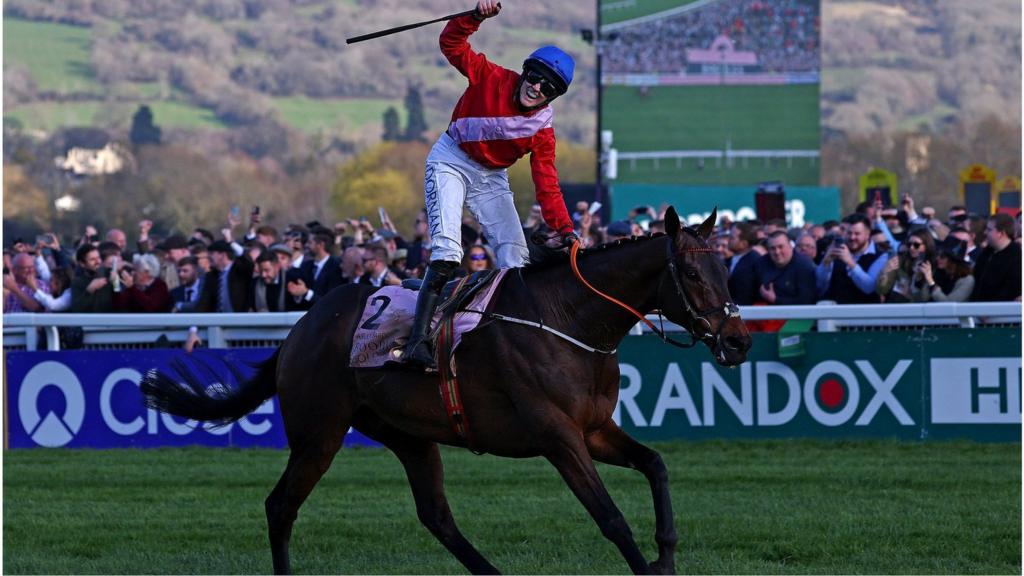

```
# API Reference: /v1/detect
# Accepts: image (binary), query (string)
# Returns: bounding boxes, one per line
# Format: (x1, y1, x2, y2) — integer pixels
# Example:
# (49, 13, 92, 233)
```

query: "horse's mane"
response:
(523, 232, 672, 273)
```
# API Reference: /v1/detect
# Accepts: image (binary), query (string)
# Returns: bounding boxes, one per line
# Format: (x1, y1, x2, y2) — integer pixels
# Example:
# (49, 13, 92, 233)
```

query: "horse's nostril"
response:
(723, 336, 745, 352)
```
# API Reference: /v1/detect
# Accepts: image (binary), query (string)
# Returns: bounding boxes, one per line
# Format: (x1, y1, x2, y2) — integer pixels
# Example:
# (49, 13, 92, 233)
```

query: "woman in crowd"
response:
(876, 227, 935, 302)
(919, 237, 974, 302)
(456, 244, 495, 278)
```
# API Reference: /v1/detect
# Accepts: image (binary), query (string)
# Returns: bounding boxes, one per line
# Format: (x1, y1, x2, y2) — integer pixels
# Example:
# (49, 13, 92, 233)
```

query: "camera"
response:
(832, 236, 846, 247)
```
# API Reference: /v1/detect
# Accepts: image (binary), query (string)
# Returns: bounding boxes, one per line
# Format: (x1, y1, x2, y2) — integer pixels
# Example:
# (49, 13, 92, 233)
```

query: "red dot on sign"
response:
(818, 379, 845, 408)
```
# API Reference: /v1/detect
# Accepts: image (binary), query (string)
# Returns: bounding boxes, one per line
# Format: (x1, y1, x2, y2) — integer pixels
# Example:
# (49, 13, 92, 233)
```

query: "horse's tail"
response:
(140, 349, 279, 424)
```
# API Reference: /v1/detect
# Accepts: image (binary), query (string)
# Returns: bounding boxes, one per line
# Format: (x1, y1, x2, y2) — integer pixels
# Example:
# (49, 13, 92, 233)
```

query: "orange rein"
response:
(569, 238, 715, 331)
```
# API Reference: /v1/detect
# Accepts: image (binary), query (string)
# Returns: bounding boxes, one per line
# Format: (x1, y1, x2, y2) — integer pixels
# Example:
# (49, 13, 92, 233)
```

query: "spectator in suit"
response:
(288, 230, 344, 309)
(755, 231, 817, 305)
(70, 244, 115, 313)
(727, 221, 760, 305)
(113, 253, 171, 313)
(195, 240, 254, 312)
(341, 246, 366, 284)
(971, 213, 1022, 302)
(358, 243, 402, 287)
(253, 252, 294, 312)
(169, 256, 203, 312)
(816, 213, 888, 304)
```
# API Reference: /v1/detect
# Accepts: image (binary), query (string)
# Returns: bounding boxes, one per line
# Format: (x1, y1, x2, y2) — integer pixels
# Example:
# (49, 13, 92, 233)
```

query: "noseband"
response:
(661, 235, 741, 349)
(569, 235, 739, 351)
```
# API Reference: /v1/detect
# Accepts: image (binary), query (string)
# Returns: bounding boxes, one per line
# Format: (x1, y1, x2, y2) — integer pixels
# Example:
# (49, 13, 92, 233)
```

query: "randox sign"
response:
(5, 328, 1019, 447)
(613, 328, 1020, 442)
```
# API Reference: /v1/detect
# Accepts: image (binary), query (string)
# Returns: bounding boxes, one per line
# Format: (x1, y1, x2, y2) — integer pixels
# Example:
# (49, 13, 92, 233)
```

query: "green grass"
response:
(271, 96, 405, 133)
(603, 84, 821, 185)
(3, 100, 225, 132)
(3, 18, 101, 94)
(4, 440, 1019, 574)
(603, 84, 820, 151)
(601, 0, 705, 26)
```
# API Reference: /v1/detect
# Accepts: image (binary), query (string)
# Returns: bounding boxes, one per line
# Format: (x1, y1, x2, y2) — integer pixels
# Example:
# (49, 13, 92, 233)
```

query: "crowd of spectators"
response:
(4, 192, 1021, 341)
(604, 0, 820, 75)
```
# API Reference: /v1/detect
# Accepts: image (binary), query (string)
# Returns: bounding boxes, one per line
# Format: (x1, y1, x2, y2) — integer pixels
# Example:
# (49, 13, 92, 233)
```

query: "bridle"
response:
(569, 233, 740, 351)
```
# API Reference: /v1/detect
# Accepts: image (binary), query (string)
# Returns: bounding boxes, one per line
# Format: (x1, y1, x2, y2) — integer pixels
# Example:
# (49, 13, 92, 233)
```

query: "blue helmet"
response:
(524, 45, 575, 96)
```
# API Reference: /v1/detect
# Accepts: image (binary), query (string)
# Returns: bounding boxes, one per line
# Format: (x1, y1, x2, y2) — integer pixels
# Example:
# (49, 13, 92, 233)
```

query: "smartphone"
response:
(832, 236, 846, 247)
(588, 201, 602, 216)
(252, 205, 260, 216)
(378, 207, 388, 227)
(230, 205, 241, 220)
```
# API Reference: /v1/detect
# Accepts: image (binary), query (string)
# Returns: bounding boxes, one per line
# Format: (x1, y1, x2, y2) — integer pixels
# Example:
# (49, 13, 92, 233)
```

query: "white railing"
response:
(3, 303, 1020, 351)
(618, 149, 820, 171)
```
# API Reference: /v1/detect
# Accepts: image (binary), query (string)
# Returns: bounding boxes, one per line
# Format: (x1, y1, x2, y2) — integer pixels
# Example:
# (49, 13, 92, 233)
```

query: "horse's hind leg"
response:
(265, 404, 352, 574)
(357, 416, 499, 575)
(544, 425, 652, 575)
(586, 421, 677, 575)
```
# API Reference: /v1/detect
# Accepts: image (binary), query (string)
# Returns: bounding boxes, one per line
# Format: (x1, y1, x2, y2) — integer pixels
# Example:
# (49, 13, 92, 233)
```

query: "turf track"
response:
(4, 440, 1019, 574)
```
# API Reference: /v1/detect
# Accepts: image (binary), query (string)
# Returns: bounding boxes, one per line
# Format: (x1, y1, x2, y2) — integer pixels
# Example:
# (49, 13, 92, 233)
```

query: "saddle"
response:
(350, 269, 505, 370)
(401, 269, 499, 321)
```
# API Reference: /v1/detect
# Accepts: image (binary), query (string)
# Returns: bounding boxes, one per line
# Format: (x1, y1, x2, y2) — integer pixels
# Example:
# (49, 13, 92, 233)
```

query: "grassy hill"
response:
(2, 1, 596, 142)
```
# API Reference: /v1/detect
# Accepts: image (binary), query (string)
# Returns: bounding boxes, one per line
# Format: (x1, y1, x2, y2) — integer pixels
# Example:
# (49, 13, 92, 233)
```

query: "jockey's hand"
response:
(474, 0, 501, 20)
(560, 232, 580, 248)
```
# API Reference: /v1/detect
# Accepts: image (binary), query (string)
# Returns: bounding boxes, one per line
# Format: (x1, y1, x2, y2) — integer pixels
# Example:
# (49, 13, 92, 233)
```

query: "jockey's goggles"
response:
(522, 69, 561, 99)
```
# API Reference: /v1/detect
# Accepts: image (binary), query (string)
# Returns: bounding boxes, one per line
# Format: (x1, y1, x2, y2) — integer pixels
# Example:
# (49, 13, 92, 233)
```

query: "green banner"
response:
(609, 183, 840, 228)
(615, 328, 1021, 442)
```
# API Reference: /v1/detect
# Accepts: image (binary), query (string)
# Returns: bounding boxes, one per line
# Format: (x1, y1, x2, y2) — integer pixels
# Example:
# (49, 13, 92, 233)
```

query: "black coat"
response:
(727, 251, 760, 306)
(169, 277, 204, 313)
(196, 257, 255, 312)
(754, 253, 817, 305)
(292, 256, 345, 310)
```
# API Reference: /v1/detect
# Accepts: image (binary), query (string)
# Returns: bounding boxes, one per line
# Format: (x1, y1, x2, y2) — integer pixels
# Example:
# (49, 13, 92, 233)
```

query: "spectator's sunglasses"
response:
(522, 69, 560, 99)
(907, 240, 925, 249)
(469, 253, 487, 261)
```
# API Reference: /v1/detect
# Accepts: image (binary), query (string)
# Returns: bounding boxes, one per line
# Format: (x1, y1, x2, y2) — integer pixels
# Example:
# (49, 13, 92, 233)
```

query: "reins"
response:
(569, 237, 731, 350)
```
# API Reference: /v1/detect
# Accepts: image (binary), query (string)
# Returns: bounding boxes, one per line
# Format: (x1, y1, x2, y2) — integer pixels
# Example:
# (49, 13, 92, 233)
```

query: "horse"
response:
(141, 206, 752, 575)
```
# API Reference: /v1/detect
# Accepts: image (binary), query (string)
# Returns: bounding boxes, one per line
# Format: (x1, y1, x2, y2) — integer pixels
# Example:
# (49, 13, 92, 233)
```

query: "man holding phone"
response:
(815, 213, 887, 303)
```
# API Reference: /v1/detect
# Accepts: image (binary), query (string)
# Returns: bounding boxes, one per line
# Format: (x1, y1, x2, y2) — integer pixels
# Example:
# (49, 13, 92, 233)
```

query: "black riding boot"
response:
(402, 260, 457, 369)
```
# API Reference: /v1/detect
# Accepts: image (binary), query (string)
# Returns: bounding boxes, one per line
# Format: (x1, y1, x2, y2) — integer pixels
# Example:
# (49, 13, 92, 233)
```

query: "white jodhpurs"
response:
(424, 132, 529, 268)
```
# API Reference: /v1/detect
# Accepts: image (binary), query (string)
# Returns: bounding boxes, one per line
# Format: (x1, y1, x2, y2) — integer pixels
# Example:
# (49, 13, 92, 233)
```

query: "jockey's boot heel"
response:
(402, 260, 457, 370)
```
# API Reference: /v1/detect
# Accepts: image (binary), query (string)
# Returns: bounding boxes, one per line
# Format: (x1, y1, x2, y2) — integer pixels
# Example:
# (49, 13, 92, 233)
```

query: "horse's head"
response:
(658, 206, 751, 366)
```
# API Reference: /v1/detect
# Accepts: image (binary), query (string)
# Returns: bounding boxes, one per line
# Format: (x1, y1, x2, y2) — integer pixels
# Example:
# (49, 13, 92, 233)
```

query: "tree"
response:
(382, 106, 401, 141)
(130, 105, 162, 146)
(403, 85, 428, 142)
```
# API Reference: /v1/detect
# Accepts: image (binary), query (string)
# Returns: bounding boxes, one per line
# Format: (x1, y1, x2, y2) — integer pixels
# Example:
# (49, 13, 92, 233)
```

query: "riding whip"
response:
(345, 4, 501, 44)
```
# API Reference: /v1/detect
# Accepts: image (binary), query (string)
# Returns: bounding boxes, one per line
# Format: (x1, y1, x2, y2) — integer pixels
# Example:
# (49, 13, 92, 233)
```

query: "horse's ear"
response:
(664, 206, 681, 239)
(697, 207, 717, 240)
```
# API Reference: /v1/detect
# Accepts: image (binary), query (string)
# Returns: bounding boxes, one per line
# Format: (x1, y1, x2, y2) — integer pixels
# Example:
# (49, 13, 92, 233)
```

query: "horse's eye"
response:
(684, 269, 698, 279)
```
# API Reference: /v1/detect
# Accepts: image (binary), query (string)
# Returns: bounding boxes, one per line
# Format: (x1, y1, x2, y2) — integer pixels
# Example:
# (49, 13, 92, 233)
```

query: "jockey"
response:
(402, 0, 578, 368)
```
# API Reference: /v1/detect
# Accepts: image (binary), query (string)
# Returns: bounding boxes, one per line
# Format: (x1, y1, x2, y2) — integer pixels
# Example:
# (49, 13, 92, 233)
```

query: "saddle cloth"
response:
(349, 269, 508, 368)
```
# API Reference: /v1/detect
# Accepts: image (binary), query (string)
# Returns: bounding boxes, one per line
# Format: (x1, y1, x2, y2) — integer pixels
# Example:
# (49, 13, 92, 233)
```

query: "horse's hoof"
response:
(647, 559, 675, 575)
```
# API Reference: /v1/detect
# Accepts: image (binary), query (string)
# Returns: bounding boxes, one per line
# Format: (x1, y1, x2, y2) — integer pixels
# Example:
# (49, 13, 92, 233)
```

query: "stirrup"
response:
(398, 341, 437, 371)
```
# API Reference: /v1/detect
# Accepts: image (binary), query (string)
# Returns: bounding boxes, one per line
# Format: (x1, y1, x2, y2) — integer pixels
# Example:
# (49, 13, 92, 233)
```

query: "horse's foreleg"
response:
(586, 422, 677, 575)
(545, 428, 652, 575)
(359, 418, 499, 575)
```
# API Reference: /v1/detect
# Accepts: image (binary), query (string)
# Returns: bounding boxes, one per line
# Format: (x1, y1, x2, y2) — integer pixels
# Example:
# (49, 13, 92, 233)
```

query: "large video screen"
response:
(601, 0, 821, 186)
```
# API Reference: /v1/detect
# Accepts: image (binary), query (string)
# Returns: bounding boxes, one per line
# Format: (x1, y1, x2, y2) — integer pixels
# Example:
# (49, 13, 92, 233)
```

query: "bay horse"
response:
(141, 206, 751, 574)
